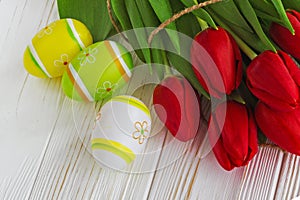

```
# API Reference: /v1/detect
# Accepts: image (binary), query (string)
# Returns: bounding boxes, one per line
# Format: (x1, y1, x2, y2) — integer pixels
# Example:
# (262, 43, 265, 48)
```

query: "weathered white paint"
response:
(0, 0, 299, 199)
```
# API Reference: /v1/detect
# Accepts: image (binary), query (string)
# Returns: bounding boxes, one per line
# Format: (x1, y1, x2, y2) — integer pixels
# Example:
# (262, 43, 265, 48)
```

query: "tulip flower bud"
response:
(209, 101, 258, 171)
(247, 50, 300, 111)
(270, 10, 300, 60)
(255, 101, 300, 155)
(153, 76, 200, 142)
(191, 27, 243, 98)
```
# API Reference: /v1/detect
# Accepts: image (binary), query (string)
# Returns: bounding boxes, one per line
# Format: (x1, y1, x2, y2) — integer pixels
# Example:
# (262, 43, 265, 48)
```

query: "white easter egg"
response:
(91, 95, 151, 170)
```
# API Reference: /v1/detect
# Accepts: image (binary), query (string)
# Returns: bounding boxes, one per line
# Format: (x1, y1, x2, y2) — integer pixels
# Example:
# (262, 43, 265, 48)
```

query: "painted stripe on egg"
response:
(104, 41, 131, 82)
(67, 63, 94, 102)
(26, 47, 48, 78)
(65, 19, 86, 50)
(108, 41, 132, 78)
(28, 42, 52, 78)
(111, 95, 150, 117)
(91, 138, 135, 164)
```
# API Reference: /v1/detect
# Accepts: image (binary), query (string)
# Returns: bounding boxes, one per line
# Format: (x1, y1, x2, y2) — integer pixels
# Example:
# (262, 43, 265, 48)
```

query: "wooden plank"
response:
(2, 0, 300, 199)
(239, 146, 285, 200)
(275, 153, 300, 199)
(0, 0, 60, 180)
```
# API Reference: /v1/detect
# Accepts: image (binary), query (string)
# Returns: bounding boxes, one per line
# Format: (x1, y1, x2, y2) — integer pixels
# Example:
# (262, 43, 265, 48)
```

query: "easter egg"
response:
(91, 95, 151, 170)
(61, 40, 134, 102)
(23, 18, 93, 78)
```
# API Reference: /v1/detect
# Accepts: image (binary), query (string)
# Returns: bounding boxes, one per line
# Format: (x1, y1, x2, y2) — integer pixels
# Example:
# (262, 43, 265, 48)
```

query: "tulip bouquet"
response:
(58, 0, 300, 170)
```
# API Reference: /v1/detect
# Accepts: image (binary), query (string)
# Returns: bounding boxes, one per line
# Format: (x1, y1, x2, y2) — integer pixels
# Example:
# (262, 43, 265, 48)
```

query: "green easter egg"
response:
(62, 40, 134, 102)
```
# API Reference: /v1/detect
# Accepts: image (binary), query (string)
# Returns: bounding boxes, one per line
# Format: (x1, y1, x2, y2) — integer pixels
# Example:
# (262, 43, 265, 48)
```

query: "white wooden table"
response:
(0, 0, 299, 199)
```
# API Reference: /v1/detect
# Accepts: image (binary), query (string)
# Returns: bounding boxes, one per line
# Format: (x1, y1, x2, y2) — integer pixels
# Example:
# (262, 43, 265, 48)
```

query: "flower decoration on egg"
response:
(96, 81, 118, 98)
(132, 121, 149, 144)
(54, 54, 70, 69)
(37, 22, 56, 38)
(23, 19, 93, 78)
(78, 47, 98, 66)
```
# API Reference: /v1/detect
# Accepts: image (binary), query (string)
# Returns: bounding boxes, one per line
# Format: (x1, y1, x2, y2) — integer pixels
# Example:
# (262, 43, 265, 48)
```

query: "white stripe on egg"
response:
(69, 63, 94, 101)
(28, 41, 52, 78)
(109, 41, 132, 78)
(67, 19, 86, 50)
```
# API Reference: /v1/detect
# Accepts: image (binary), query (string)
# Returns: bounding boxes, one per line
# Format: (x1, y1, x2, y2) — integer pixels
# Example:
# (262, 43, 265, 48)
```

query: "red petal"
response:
(278, 50, 300, 88)
(270, 11, 300, 59)
(178, 78, 200, 141)
(191, 39, 223, 98)
(153, 76, 200, 142)
(290, 10, 300, 21)
(245, 109, 258, 163)
(208, 115, 235, 171)
(216, 101, 250, 166)
(191, 27, 242, 97)
(255, 102, 300, 155)
(229, 32, 243, 89)
(247, 51, 299, 111)
(153, 78, 182, 134)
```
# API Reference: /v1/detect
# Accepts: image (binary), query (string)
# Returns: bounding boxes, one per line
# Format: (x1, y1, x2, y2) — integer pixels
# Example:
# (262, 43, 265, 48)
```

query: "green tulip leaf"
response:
(207, 7, 269, 53)
(110, 0, 131, 31)
(204, 0, 253, 33)
(57, 0, 114, 42)
(248, 0, 278, 17)
(124, 0, 152, 64)
(282, 0, 300, 12)
(234, 0, 276, 52)
(249, 0, 294, 34)
(165, 1, 207, 98)
(149, 0, 181, 54)
(169, 0, 201, 38)
(135, 0, 166, 66)
(135, 0, 160, 27)
(180, 0, 217, 29)
(110, 0, 146, 62)
(270, 0, 294, 34)
(253, 10, 285, 24)
(167, 52, 210, 99)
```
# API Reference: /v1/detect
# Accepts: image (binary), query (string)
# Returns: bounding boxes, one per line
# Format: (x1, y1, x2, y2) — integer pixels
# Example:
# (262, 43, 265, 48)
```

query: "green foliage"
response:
(282, 0, 300, 12)
(57, 0, 114, 42)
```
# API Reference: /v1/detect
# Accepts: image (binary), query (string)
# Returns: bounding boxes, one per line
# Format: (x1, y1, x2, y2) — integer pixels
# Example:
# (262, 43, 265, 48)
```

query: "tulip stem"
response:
(206, 9, 258, 60)
(162, 50, 173, 76)
(164, 65, 172, 77)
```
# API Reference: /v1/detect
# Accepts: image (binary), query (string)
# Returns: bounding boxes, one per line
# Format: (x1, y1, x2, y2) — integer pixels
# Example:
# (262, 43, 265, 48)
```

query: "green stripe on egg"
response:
(110, 95, 150, 117)
(91, 138, 136, 164)
(65, 19, 83, 51)
(25, 47, 48, 78)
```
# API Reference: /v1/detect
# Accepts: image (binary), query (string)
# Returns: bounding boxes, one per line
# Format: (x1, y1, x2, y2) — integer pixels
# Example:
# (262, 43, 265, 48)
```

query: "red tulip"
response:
(270, 10, 300, 60)
(153, 76, 200, 142)
(191, 27, 243, 98)
(255, 101, 300, 155)
(209, 101, 258, 171)
(247, 50, 300, 111)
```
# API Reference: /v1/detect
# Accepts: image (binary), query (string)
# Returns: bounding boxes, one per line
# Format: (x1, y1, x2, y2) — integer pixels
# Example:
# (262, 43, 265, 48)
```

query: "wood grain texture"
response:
(240, 145, 300, 200)
(1, 0, 300, 200)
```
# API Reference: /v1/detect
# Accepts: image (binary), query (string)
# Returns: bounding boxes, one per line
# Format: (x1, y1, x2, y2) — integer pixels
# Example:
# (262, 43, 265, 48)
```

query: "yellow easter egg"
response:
(23, 18, 93, 78)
